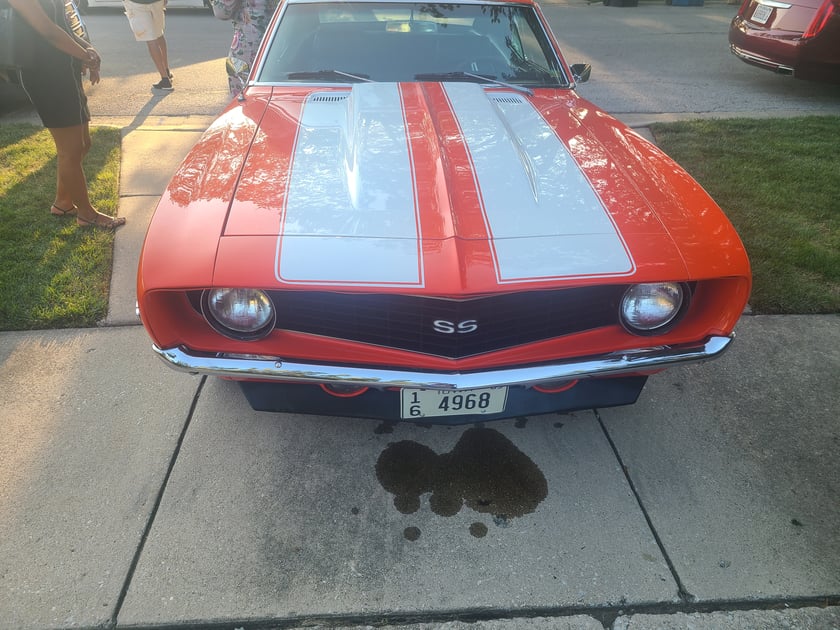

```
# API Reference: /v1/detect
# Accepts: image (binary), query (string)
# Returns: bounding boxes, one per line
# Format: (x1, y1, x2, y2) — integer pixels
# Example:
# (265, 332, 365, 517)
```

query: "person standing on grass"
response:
(211, 0, 278, 97)
(122, 0, 174, 90)
(9, 0, 126, 230)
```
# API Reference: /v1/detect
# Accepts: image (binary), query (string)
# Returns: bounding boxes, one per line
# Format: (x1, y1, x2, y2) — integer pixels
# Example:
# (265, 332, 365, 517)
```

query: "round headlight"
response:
(620, 282, 685, 334)
(202, 288, 276, 340)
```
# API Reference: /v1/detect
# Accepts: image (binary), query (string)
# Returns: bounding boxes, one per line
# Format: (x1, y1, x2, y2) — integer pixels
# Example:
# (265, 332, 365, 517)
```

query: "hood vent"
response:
(311, 94, 349, 103)
(489, 94, 527, 105)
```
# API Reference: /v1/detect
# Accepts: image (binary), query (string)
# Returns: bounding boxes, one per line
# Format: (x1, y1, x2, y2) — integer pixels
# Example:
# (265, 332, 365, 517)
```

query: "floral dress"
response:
(210, 0, 279, 95)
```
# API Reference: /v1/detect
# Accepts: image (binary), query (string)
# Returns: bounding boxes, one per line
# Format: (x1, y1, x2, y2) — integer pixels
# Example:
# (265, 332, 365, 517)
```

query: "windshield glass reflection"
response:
(257, 2, 568, 88)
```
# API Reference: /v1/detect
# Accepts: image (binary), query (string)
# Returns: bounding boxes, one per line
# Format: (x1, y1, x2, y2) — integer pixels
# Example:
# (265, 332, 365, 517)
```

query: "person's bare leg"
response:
(146, 36, 169, 79)
(159, 35, 170, 77)
(51, 123, 91, 215)
(49, 125, 124, 228)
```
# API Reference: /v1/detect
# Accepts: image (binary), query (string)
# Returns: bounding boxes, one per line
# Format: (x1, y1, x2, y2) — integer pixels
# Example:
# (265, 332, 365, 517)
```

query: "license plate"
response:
(401, 387, 508, 419)
(751, 3, 773, 24)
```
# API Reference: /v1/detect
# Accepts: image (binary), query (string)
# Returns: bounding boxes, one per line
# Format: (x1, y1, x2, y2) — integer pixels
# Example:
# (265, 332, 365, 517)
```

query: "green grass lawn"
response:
(0, 124, 121, 330)
(651, 116, 839, 314)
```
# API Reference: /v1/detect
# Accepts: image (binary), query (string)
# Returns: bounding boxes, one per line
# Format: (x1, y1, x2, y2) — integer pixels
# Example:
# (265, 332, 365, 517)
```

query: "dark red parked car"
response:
(729, 0, 840, 83)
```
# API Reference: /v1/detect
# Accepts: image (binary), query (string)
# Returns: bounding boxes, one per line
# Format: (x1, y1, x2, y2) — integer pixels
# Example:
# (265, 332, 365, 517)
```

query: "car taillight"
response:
(803, 0, 837, 38)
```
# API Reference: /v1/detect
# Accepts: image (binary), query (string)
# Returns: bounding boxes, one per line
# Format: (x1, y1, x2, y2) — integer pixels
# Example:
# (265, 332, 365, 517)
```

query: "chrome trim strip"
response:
(755, 0, 792, 8)
(729, 45, 795, 75)
(153, 335, 733, 390)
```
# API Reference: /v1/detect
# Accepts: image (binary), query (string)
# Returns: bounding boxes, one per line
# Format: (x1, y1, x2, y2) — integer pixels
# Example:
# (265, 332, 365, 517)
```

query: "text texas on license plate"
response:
(401, 387, 508, 419)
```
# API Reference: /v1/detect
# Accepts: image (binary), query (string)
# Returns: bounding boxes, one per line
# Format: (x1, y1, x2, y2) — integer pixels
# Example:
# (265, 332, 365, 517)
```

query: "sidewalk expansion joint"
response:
(96, 320, 143, 329)
(594, 408, 694, 605)
(109, 376, 208, 628)
(104, 595, 840, 630)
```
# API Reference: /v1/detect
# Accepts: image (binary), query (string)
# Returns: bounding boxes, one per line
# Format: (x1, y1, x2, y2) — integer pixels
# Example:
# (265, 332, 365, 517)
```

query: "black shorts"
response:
(20, 57, 90, 129)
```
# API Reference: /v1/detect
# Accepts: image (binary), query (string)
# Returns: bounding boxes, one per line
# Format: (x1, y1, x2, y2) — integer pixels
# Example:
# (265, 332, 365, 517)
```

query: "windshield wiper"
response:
(510, 52, 569, 88)
(414, 71, 533, 96)
(286, 70, 371, 82)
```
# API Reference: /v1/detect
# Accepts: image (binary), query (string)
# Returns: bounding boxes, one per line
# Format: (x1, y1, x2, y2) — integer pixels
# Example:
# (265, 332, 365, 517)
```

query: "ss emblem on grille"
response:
(433, 319, 478, 334)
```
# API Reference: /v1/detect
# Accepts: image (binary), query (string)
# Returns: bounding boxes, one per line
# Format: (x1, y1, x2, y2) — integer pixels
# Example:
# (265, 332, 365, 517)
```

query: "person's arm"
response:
(8, 0, 100, 70)
(211, 0, 241, 21)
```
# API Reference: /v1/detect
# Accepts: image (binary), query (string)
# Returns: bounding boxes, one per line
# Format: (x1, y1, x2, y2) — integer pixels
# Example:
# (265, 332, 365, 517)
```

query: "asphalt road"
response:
(4, 2, 839, 120)
(86, 2, 840, 116)
(542, 0, 840, 117)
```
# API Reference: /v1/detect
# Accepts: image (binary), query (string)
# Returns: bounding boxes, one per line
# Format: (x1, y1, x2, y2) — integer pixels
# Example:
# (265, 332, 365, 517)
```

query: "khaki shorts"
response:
(123, 0, 166, 42)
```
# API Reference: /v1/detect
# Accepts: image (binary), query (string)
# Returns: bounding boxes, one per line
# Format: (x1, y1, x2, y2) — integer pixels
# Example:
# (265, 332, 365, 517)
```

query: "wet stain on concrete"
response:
(404, 526, 421, 541)
(469, 522, 488, 538)
(493, 514, 510, 528)
(376, 427, 548, 540)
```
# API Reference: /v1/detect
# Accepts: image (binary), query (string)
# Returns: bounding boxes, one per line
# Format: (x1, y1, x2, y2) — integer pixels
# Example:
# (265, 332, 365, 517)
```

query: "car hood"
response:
(155, 82, 747, 293)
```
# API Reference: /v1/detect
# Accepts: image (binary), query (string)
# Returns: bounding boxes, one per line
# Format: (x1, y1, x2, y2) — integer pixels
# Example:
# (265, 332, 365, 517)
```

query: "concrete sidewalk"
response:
(1, 115, 839, 629)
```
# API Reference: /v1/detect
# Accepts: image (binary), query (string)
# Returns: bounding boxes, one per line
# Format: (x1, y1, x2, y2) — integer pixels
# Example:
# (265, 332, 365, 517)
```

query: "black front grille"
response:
(266, 286, 625, 358)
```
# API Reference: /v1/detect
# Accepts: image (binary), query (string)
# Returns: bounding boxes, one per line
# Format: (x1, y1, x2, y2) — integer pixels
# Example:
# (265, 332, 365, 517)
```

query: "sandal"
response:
(51, 203, 77, 217)
(76, 214, 126, 230)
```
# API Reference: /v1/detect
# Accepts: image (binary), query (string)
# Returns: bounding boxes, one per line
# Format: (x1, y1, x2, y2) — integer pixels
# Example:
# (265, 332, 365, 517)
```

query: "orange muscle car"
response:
(137, 0, 751, 423)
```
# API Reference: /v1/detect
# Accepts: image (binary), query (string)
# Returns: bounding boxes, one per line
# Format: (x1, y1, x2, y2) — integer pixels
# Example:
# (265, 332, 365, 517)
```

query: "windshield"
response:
(256, 2, 569, 88)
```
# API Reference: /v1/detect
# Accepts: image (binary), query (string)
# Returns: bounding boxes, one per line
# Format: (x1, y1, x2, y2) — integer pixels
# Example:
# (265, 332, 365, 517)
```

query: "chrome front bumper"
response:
(153, 334, 733, 391)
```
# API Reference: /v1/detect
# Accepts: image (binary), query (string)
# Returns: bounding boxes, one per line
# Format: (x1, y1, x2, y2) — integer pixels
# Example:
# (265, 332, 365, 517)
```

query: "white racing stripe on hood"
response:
(445, 83, 634, 282)
(275, 84, 423, 286)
